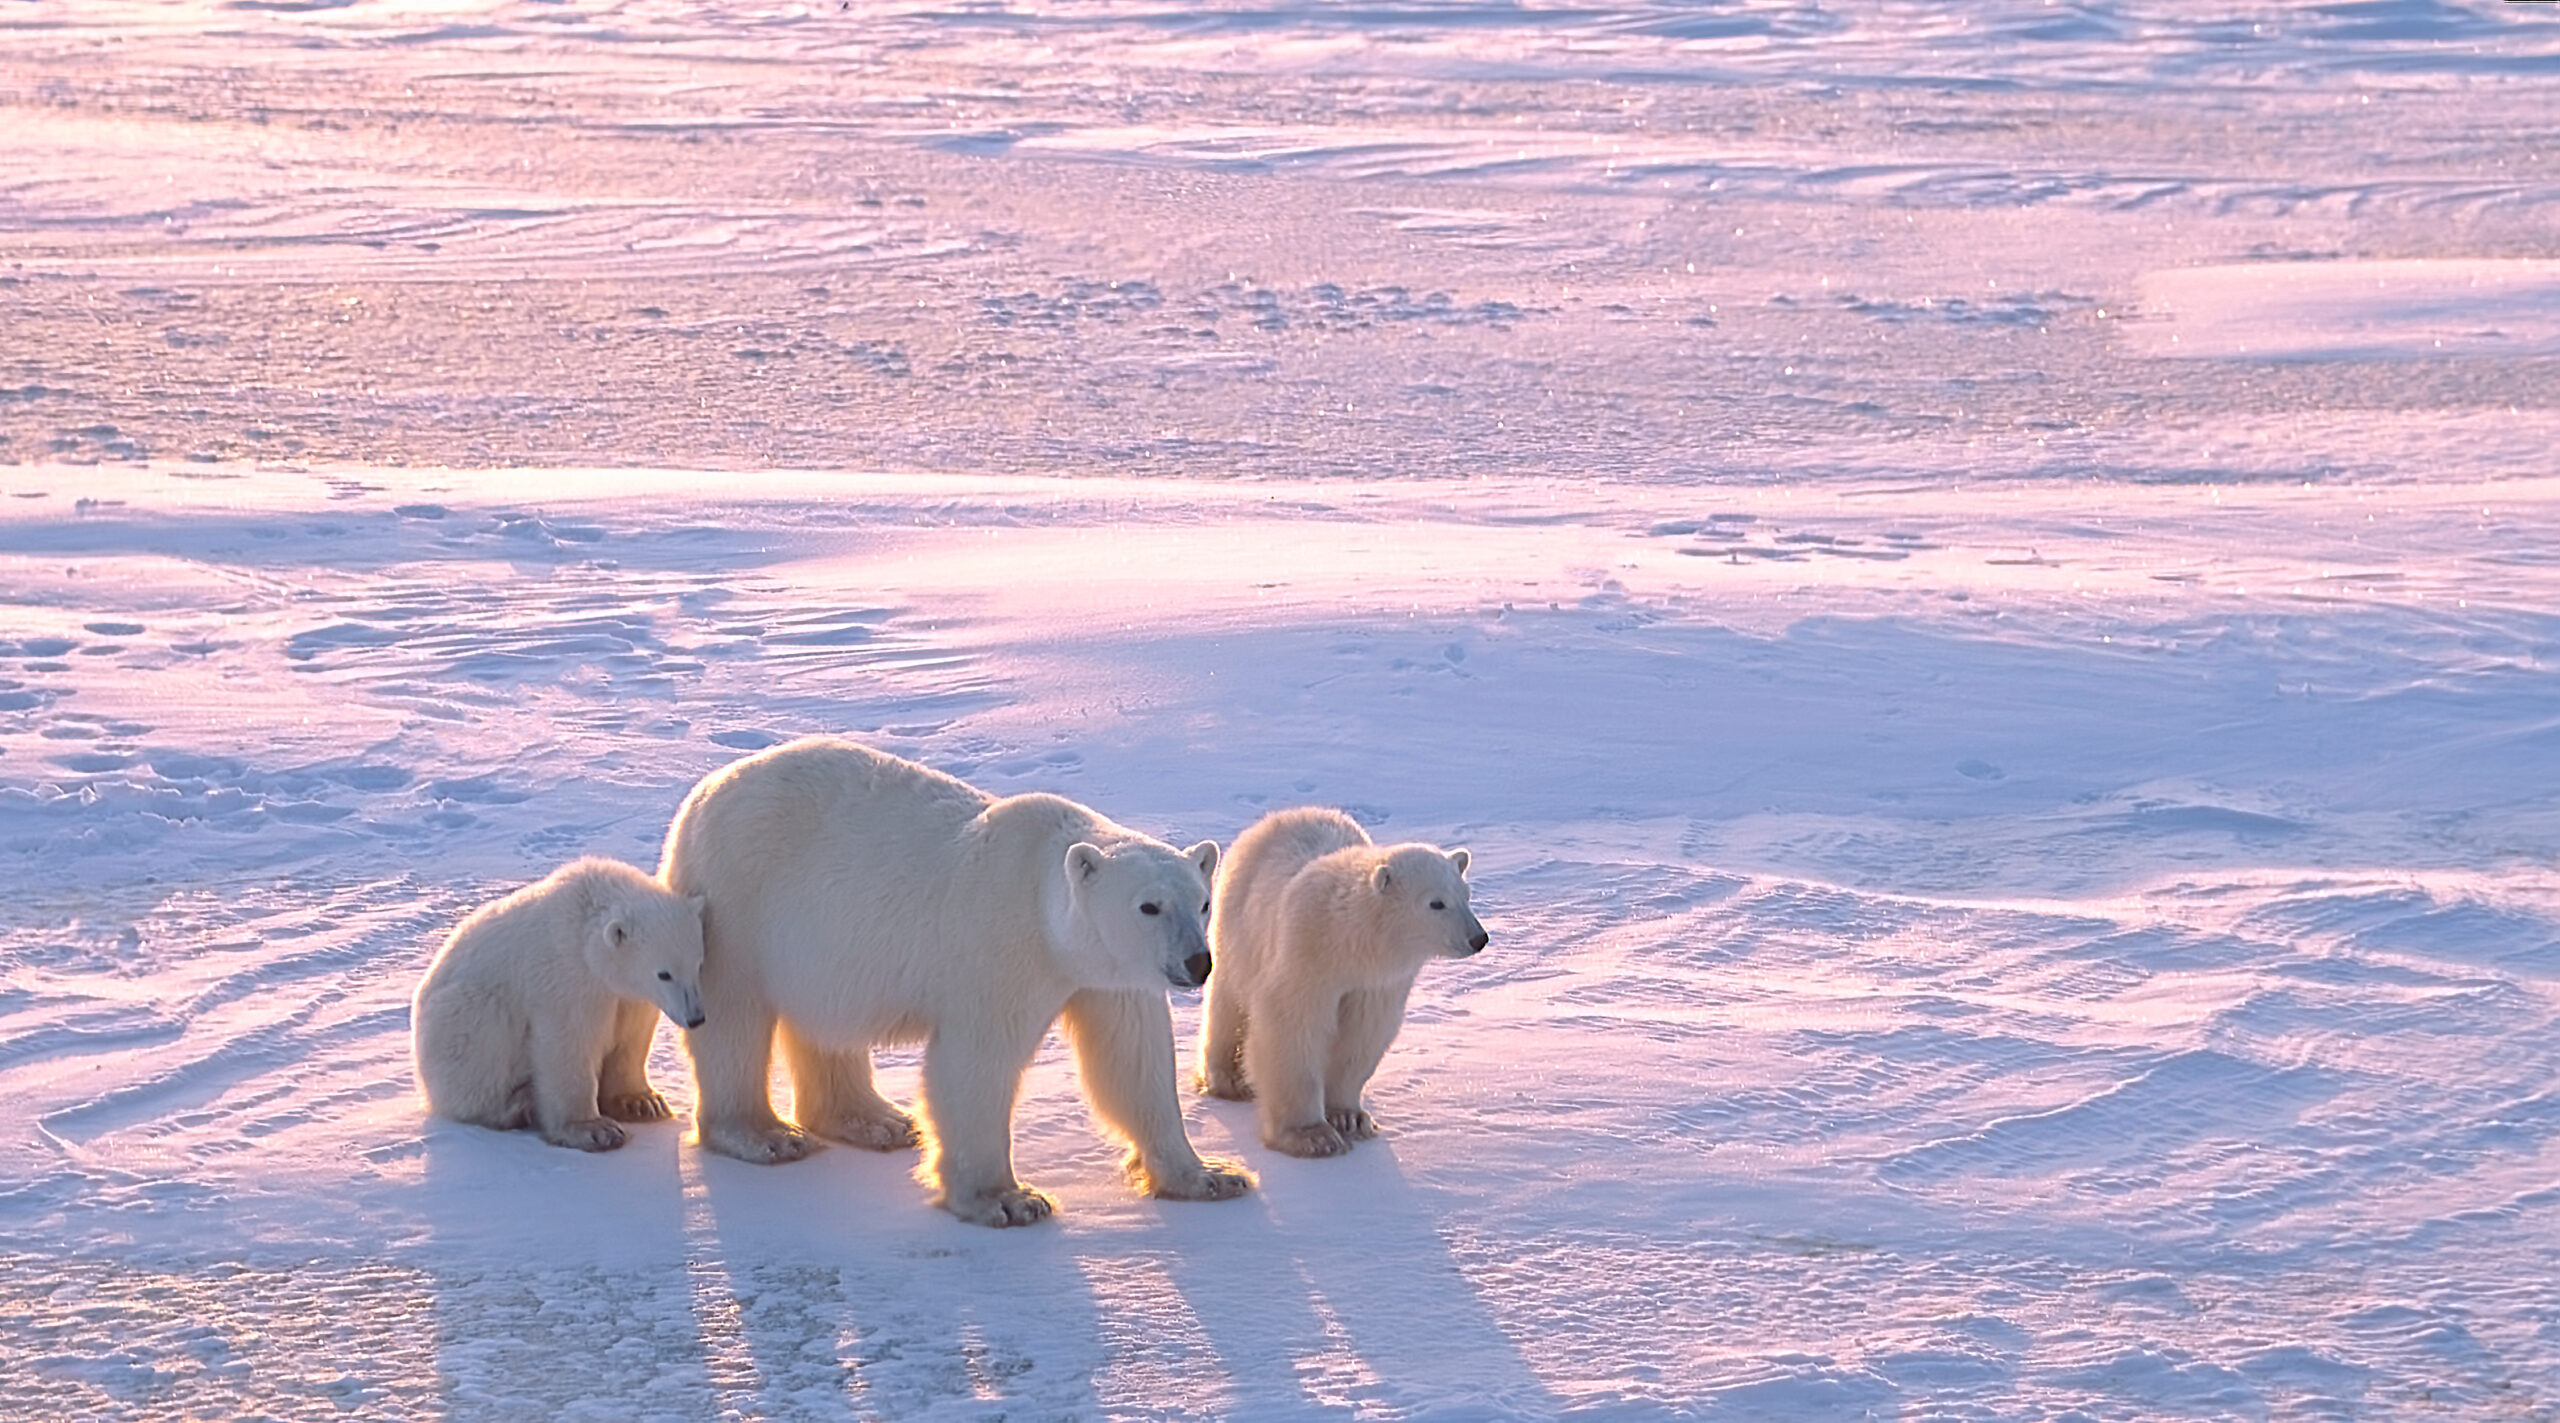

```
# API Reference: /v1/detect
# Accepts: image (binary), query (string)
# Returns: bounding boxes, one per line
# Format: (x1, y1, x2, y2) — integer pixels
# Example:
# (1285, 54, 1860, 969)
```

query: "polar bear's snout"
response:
(1164, 914, 1215, 989)
(655, 979, 708, 1030)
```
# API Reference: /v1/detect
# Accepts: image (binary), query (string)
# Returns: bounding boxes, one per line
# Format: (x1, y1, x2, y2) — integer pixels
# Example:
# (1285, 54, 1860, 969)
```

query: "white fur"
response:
(659, 736, 1251, 1226)
(412, 857, 707, 1152)
(1197, 807, 1487, 1158)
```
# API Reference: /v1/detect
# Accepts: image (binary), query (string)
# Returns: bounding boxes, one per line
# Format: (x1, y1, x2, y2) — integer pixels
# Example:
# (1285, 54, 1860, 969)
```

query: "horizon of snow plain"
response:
(4, 2, 2559, 1420)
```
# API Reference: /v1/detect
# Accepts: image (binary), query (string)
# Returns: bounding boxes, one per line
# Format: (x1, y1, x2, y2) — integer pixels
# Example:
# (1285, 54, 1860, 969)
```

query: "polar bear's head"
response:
(1061, 837, 1220, 991)
(589, 886, 709, 1030)
(1370, 844, 1488, 962)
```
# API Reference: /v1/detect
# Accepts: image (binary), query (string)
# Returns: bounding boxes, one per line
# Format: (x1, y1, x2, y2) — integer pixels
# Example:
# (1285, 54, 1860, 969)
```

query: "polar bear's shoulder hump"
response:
(979, 791, 1107, 844)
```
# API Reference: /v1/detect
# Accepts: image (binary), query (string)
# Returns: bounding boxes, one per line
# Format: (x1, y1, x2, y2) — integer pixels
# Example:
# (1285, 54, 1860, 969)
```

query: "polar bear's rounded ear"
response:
(1448, 848, 1470, 876)
(1371, 863, 1393, 892)
(606, 918, 630, 949)
(1186, 840, 1219, 882)
(1065, 842, 1106, 885)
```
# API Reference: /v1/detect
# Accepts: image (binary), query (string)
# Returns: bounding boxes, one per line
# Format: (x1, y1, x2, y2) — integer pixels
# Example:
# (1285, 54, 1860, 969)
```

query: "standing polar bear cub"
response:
(413, 858, 707, 1152)
(660, 736, 1253, 1227)
(1198, 807, 1488, 1158)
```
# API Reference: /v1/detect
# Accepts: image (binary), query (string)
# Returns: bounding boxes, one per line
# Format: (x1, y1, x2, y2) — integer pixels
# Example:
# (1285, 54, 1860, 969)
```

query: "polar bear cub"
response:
(413, 857, 707, 1152)
(1198, 807, 1488, 1158)
(660, 736, 1253, 1227)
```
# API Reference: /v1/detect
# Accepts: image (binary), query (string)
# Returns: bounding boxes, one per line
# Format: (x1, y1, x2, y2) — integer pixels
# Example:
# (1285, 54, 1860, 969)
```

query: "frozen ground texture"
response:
(3, 1, 2559, 1419)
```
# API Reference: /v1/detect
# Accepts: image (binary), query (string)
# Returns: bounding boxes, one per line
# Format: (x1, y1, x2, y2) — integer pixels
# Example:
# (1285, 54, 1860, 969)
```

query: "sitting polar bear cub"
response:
(660, 736, 1253, 1227)
(413, 857, 707, 1151)
(1198, 807, 1488, 1157)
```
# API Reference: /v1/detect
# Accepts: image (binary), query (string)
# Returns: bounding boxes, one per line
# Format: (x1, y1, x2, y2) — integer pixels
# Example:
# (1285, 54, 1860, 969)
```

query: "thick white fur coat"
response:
(660, 736, 1249, 1226)
(412, 857, 706, 1152)
(1199, 807, 1486, 1158)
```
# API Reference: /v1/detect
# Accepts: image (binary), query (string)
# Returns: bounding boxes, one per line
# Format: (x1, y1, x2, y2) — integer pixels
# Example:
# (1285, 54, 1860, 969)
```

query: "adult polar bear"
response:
(661, 737, 1252, 1226)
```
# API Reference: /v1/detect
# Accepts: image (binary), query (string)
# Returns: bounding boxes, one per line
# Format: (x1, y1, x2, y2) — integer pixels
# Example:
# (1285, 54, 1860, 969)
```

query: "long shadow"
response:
(413, 1117, 1109, 1419)
(412, 1114, 708, 1419)
(1149, 1114, 1566, 1419)
(412, 1043, 1116, 1421)
(683, 1139, 1114, 1421)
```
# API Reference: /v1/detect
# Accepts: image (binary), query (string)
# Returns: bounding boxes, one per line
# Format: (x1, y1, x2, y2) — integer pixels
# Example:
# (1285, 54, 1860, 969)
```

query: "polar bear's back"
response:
(671, 736, 990, 853)
(659, 737, 1046, 1029)
(1212, 807, 1372, 980)
(666, 738, 995, 885)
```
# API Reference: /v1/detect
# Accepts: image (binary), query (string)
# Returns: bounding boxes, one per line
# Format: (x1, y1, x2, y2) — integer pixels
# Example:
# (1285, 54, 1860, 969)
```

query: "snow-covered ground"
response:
(5, 2, 2559, 1419)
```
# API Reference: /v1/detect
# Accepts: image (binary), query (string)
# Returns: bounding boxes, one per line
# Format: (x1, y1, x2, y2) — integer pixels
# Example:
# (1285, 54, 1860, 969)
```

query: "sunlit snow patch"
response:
(2134, 259, 2560, 360)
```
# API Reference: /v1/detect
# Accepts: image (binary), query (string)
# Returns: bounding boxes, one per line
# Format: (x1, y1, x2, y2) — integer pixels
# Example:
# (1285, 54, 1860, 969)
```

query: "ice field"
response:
(3, 1, 2558, 1418)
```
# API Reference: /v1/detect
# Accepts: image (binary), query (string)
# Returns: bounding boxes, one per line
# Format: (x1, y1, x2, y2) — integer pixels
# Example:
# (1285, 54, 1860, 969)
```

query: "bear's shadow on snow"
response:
(413, 1119, 1116, 1414)
(660, 1130, 1561, 1416)
(683, 1142, 1118, 1415)
(410, 1118, 704, 1409)
(409, 1116, 1558, 1415)
(410, 1118, 697, 1263)
(1155, 1124, 1563, 1416)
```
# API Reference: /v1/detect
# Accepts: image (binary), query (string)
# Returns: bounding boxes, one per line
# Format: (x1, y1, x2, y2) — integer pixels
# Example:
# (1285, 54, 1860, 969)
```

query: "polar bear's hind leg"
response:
(780, 1020, 920, 1151)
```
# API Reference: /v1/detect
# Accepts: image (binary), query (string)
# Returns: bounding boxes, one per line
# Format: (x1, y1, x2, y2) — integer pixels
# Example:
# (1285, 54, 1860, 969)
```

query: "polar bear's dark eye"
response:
(1200, 901, 1211, 916)
(1429, 899, 1447, 911)
(657, 970, 674, 981)
(1140, 902, 1161, 916)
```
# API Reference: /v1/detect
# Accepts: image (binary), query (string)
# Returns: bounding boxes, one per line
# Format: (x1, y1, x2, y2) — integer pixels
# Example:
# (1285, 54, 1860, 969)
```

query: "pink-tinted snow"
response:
(3, 3, 2558, 1420)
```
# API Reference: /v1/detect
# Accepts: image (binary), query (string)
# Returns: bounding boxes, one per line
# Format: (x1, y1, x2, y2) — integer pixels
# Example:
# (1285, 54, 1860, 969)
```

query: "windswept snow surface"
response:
(5, 2, 2560, 1420)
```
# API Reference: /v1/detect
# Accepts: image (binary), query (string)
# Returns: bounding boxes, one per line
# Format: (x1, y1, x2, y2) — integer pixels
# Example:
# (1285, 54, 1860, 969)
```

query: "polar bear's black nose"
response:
(1468, 931, 1489, 953)
(1181, 951, 1213, 986)
(685, 1012, 708, 1030)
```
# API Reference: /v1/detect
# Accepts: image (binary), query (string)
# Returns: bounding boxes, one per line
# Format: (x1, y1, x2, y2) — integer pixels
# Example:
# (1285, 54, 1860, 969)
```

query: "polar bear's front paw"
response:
(702, 1121, 817, 1165)
(1325, 1106, 1378, 1141)
(952, 1184, 1055, 1228)
(601, 1089, 673, 1123)
(1148, 1158, 1256, 1202)
(810, 1110, 921, 1152)
(1267, 1121, 1351, 1158)
(546, 1117, 630, 1152)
